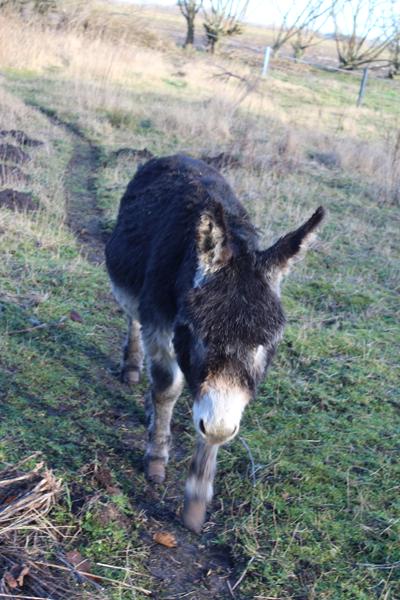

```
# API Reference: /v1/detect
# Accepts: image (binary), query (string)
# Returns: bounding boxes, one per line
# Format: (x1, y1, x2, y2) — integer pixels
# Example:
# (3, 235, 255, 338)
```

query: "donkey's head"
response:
(174, 204, 325, 446)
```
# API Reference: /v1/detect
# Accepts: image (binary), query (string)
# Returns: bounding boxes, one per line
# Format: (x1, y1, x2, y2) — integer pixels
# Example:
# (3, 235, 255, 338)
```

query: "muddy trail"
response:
(32, 107, 237, 599)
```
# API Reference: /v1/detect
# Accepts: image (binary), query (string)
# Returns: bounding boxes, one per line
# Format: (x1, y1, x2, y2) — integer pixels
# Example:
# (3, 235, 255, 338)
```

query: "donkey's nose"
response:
(199, 419, 237, 437)
(197, 417, 238, 444)
(193, 384, 249, 444)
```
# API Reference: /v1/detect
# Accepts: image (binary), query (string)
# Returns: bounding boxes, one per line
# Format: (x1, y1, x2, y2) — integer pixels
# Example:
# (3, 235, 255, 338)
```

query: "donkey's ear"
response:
(261, 207, 325, 289)
(196, 203, 233, 276)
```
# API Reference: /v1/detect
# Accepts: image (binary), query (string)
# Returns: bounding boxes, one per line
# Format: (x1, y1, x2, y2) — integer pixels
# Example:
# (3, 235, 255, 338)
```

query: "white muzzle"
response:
(193, 384, 248, 444)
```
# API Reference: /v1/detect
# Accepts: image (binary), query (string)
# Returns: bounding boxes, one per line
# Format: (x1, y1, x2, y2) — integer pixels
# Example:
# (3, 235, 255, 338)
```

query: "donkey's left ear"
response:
(196, 203, 233, 277)
(260, 206, 325, 285)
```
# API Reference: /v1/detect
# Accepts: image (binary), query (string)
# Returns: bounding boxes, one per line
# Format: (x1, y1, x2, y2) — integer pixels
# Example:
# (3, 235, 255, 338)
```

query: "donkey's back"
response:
(106, 154, 254, 311)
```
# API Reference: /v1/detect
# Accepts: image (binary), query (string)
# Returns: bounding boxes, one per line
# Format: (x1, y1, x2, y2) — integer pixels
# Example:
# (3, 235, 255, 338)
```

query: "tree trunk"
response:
(184, 17, 195, 47)
(208, 36, 217, 53)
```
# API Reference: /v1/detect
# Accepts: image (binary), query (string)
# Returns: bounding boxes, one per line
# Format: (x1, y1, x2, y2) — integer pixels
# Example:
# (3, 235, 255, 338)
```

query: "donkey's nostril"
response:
(199, 419, 207, 435)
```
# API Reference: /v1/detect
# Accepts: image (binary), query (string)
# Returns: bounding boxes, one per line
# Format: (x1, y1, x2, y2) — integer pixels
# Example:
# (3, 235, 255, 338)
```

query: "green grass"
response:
(1, 39, 399, 600)
(0, 91, 152, 597)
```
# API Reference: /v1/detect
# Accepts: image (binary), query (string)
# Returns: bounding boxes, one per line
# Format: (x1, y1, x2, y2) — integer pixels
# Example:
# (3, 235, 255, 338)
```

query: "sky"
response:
(116, 0, 400, 32)
(118, 0, 286, 28)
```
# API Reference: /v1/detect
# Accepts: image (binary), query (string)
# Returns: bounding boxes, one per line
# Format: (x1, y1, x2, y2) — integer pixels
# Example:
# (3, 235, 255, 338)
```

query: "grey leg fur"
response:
(143, 328, 184, 483)
(120, 317, 143, 385)
(183, 439, 219, 533)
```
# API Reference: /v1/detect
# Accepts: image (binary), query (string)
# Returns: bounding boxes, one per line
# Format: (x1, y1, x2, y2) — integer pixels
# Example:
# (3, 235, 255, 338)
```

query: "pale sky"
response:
(117, 0, 400, 32)
(118, 0, 289, 28)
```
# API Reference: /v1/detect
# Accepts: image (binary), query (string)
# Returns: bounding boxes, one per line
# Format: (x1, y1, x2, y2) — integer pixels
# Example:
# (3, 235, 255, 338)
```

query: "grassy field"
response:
(0, 5, 399, 600)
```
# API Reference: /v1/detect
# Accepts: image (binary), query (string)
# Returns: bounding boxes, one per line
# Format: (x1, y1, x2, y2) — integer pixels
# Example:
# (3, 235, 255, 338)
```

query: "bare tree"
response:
(271, 0, 332, 55)
(387, 2, 400, 77)
(389, 34, 400, 77)
(203, 0, 249, 54)
(332, 0, 396, 69)
(178, 0, 203, 47)
(290, 27, 321, 60)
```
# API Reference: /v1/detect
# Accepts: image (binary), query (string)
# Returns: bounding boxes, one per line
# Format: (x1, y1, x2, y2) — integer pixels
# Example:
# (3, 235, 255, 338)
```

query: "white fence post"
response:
(262, 46, 272, 76)
(357, 68, 369, 107)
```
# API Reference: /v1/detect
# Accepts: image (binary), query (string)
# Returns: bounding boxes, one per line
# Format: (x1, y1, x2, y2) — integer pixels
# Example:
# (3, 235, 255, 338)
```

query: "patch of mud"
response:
(0, 129, 44, 147)
(0, 188, 36, 211)
(0, 165, 30, 186)
(137, 484, 233, 600)
(65, 139, 105, 264)
(200, 152, 242, 170)
(0, 143, 30, 164)
(147, 531, 233, 599)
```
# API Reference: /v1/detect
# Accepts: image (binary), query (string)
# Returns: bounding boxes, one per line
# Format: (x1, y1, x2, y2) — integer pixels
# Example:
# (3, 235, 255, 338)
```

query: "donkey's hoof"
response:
(183, 498, 207, 534)
(120, 367, 141, 385)
(146, 458, 166, 484)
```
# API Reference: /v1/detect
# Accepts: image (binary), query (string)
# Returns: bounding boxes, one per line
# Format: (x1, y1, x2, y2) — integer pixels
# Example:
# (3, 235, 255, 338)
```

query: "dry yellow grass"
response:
(0, 84, 75, 258)
(0, 14, 377, 129)
(1, 7, 400, 209)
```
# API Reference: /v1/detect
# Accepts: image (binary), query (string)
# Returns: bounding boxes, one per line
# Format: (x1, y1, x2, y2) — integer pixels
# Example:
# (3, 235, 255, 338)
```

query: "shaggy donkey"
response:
(105, 154, 324, 533)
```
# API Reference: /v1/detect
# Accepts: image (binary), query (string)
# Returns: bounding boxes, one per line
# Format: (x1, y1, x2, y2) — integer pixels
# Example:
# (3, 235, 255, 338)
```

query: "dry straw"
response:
(0, 456, 151, 598)
(0, 456, 88, 599)
(0, 457, 62, 539)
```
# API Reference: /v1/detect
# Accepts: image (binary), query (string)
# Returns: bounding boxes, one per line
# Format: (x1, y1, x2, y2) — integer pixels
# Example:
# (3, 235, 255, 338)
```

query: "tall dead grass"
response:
(332, 130, 400, 205)
(1, 9, 399, 205)
(0, 85, 75, 254)
(0, 12, 168, 82)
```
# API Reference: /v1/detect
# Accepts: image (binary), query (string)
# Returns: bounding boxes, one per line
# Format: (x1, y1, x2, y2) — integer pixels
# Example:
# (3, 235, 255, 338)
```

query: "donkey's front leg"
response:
(183, 439, 219, 533)
(144, 329, 184, 483)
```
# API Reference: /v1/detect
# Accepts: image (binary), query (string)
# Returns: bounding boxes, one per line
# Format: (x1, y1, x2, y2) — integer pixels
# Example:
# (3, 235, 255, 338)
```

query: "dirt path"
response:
(65, 138, 105, 264)
(34, 110, 236, 599)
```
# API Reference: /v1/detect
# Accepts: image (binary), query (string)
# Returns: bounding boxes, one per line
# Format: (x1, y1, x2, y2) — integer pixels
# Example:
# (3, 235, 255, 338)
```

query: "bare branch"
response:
(387, 0, 400, 77)
(203, 0, 249, 53)
(331, 0, 397, 69)
(271, 0, 333, 55)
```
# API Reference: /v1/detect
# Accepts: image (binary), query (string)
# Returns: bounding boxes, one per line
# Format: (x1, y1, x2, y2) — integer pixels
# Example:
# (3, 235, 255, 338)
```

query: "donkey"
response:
(105, 154, 324, 533)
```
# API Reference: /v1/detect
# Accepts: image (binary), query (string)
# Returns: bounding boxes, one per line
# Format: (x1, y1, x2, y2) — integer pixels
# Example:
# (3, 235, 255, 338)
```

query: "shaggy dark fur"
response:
(106, 154, 283, 388)
(106, 154, 258, 321)
(105, 153, 324, 532)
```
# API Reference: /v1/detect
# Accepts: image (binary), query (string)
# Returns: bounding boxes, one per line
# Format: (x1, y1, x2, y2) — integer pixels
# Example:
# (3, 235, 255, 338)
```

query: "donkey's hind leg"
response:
(121, 317, 143, 385)
(111, 283, 143, 385)
(143, 327, 184, 483)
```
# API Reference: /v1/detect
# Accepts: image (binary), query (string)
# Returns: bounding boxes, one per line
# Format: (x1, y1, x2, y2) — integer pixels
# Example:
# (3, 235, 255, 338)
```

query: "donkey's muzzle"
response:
(193, 384, 248, 445)
(198, 418, 237, 444)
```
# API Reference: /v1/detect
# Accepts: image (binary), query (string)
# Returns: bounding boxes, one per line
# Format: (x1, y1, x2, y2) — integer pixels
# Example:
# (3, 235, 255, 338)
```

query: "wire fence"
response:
(223, 41, 382, 107)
